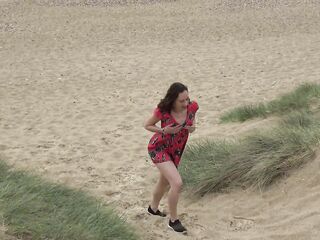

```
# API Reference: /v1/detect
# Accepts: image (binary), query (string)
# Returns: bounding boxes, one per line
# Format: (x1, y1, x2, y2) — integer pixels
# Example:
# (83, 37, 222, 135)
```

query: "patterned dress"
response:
(148, 101, 199, 167)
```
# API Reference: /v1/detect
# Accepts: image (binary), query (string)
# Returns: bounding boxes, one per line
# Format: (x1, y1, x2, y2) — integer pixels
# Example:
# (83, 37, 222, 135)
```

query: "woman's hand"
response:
(184, 118, 196, 133)
(163, 124, 182, 134)
(184, 125, 196, 133)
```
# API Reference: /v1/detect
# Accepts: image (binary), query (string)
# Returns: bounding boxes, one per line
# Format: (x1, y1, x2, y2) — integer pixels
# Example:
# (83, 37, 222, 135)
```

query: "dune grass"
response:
(180, 110, 320, 196)
(220, 83, 320, 123)
(0, 161, 139, 240)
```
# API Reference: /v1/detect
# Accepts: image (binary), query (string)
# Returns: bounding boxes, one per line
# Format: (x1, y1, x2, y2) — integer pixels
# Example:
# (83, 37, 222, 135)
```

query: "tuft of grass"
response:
(280, 110, 316, 128)
(180, 139, 236, 191)
(220, 83, 320, 123)
(0, 162, 139, 240)
(180, 111, 320, 196)
(220, 103, 267, 122)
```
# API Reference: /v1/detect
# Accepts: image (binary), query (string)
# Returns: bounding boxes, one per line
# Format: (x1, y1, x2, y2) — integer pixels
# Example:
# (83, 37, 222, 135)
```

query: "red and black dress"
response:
(147, 101, 199, 167)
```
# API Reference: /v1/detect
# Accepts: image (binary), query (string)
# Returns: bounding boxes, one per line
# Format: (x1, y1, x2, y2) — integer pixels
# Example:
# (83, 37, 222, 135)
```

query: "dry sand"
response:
(1, 0, 320, 239)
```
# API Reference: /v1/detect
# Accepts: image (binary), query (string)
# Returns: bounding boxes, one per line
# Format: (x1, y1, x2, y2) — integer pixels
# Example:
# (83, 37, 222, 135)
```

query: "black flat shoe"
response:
(147, 205, 167, 217)
(168, 219, 187, 233)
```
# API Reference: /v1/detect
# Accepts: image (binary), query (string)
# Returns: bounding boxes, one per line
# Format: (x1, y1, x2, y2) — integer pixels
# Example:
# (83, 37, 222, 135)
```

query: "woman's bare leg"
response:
(155, 161, 182, 221)
(150, 173, 169, 211)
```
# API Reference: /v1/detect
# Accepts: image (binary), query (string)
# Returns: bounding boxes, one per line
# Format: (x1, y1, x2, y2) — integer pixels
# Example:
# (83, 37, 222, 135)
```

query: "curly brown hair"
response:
(157, 82, 188, 113)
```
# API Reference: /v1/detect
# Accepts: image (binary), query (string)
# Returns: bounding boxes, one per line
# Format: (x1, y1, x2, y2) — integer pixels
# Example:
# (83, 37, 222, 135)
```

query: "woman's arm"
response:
(144, 114, 182, 134)
(185, 118, 196, 133)
(144, 115, 163, 134)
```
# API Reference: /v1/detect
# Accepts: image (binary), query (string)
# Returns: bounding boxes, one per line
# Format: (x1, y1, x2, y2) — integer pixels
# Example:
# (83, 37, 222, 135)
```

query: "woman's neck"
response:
(171, 107, 185, 114)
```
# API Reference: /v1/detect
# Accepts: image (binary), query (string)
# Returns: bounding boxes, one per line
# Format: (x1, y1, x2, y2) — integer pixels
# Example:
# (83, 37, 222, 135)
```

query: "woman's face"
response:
(174, 90, 190, 111)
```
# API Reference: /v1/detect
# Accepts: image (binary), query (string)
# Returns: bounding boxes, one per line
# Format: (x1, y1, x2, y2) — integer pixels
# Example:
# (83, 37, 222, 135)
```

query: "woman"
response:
(144, 82, 199, 233)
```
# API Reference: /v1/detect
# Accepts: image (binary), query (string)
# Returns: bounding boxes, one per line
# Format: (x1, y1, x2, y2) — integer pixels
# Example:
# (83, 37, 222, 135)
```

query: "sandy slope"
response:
(1, 0, 320, 239)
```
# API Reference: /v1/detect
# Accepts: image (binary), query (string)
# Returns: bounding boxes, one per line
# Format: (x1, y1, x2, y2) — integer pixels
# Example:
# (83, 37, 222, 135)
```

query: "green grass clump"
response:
(220, 83, 320, 123)
(0, 162, 138, 240)
(182, 83, 320, 196)
(180, 110, 320, 196)
(220, 103, 267, 123)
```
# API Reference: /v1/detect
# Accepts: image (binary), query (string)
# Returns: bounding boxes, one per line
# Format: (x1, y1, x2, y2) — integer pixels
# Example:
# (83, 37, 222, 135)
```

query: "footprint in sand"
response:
(229, 216, 255, 231)
(104, 190, 121, 197)
(101, 137, 113, 145)
(36, 141, 55, 149)
(133, 212, 147, 221)
(0, 145, 8, 151)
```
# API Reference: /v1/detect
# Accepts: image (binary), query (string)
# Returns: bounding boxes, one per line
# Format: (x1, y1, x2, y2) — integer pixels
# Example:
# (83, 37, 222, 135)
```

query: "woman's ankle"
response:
(169, 217, 178, 222)
(150, 203, 158, 211)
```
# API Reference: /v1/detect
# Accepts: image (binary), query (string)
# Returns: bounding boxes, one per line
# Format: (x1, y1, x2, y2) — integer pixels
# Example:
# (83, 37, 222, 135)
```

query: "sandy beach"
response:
(1, 0, 320, 239)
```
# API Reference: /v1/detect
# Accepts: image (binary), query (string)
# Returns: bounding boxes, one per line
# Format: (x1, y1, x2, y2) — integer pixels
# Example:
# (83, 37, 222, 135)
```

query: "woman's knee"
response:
(170, 178, 183, 190)
(159, 174, 169, 186)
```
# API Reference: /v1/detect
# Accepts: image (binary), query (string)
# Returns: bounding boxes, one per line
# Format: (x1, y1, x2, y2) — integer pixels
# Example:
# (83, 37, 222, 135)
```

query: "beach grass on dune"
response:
(220, 83, 320, 123)
(180, 110, 320, 196)
(0, 162, 138, 240)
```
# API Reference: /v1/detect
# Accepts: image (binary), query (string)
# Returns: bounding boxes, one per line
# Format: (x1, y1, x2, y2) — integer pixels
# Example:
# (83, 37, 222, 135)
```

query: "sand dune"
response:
(1, 0, 320, 239)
